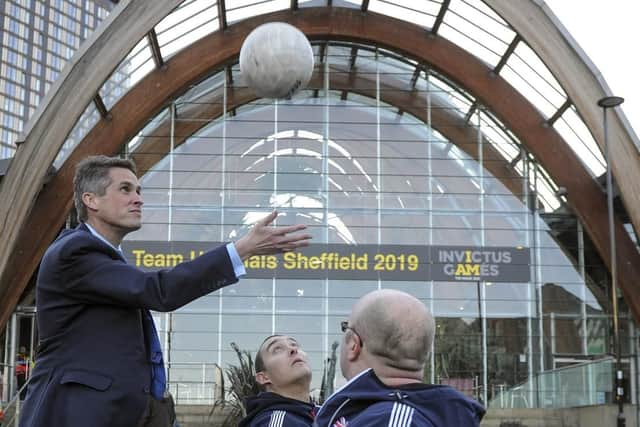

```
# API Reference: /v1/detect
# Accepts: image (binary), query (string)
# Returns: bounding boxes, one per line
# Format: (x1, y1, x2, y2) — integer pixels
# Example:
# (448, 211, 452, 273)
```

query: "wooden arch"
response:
(0, 7, 639, 327)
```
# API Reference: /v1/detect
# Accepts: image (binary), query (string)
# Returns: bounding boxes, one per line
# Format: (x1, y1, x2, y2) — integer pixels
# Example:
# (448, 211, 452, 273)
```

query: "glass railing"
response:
(489, 357, 615, 409)
(167, 361, 223, 405)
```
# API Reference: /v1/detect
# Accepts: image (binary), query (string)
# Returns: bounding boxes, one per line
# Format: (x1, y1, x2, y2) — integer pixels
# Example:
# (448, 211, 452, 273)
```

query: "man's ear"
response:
(82, 192, 97, 213)
(256, 371, 271, 387)
(346, 334, 362, 362)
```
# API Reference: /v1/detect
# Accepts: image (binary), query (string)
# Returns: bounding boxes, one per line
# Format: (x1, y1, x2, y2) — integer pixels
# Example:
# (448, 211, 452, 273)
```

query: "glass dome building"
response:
(1, 1, 640, 424)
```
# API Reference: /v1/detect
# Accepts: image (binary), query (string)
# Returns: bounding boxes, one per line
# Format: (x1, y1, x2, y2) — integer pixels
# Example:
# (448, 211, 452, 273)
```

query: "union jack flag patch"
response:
(333, 417, 349, 427)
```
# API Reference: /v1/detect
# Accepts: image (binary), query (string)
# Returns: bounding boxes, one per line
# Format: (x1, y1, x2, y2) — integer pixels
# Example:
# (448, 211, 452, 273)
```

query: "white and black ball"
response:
(239, 22, 314, 99)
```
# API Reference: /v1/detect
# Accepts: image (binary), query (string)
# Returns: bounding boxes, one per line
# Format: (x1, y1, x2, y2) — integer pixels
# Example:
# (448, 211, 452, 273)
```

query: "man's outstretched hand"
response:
(234, 211, 312, 260)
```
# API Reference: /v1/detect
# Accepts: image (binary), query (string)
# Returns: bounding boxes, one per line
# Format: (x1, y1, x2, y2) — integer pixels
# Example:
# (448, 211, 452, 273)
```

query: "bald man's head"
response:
(342, 289, 435, 378)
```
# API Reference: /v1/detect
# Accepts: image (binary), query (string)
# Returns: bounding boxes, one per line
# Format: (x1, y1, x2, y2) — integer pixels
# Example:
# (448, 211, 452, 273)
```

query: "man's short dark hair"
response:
(254, 334, 282, 373)
(73, 155, 137, 222)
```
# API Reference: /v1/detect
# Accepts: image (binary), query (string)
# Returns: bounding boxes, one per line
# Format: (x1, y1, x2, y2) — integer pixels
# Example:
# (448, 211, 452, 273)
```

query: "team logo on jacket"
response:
(333, 417, 349, 427)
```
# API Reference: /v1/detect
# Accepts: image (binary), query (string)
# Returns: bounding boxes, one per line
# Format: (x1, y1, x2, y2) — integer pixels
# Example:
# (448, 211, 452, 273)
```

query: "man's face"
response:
(257, 335, 312, 391)
(87, 167, 143, 234)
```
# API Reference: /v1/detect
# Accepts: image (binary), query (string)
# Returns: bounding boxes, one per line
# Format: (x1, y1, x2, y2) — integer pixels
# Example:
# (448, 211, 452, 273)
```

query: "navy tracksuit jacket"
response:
(240, 392, 317, 426)
(314, 369, 485, 427)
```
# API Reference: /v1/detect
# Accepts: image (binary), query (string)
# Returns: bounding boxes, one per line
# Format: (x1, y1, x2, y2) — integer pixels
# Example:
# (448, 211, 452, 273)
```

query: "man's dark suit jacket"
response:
(20, 224, 238, 426)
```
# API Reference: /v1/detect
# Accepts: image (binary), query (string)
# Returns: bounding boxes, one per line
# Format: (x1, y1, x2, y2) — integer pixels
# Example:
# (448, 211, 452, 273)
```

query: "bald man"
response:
(314, 289, 485, 427)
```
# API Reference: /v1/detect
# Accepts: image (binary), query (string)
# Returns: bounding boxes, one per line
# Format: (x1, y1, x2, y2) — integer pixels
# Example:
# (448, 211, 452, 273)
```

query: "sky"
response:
(545, 0, 640, 139)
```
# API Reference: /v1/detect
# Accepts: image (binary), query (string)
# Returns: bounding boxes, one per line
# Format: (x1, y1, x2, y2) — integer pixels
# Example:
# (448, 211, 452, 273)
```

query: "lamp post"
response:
(597, 95, 625, 427)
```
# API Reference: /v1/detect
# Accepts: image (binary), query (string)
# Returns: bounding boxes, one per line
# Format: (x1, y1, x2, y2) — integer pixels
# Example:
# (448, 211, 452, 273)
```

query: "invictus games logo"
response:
(434, 247, 528, 282)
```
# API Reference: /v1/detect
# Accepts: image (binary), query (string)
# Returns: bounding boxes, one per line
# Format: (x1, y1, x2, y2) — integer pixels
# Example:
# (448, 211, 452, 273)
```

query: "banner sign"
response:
(430, 246, 530, 282)
(122, 241, 530, 282)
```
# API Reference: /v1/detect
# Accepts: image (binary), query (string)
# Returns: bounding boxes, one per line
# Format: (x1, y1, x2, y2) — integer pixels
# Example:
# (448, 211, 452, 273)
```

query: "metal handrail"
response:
(488, 356, 616, 409)
(165, 362, 223, 405)
(2, 376, 32, 427)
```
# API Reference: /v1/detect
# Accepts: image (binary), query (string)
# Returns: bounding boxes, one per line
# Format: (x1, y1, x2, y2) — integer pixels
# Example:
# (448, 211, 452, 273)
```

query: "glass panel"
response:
(554, 106, 606, 177)
(380, 112, 430, 212)
(545, 315, 583, 356)
(221, 313, 272, 361)
(433, 281, 480, 317)
(429, 74, 474, 118)
(531, 164, 561, 212)
(156, 0, 219, 59)
(325, 0, 361, 8)
(172, 312, 220, 332)
(485, 283, 530, 316)
(127, 106, 171, 152)
(176, 70, 226, 106)
(98, 37, 155, 110)
(432, 212, 480, 246)
(502, 42, 567, 119)
(226, 0, 289, 25)
(328, 280, 377, 314)
(0, 141, 16, 159)
(441, 0, 515, 68)
(380, 212, 428, 245)
(477, 110, 521, 164)
(53, 101, 99, 168)
(368, 0, 440, 30)
(483, 212, 528, 246)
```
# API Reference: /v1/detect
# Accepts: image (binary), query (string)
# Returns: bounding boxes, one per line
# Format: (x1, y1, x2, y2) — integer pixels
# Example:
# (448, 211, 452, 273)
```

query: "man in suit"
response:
(314, 289, 485, 427)
(240, 335, 316, 427)
(19, 155, 311, 427)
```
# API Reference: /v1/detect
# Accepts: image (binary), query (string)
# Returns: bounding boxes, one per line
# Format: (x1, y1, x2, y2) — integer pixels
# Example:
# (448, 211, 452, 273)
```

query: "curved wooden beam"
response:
(1, 8, 638, 328)
(486, 0, 640, 245)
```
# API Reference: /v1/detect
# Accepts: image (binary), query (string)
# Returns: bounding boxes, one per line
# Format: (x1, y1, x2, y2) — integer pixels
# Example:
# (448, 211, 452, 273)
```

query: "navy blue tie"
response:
(142, 309, 167, 400)
(117, 246, 166, 400)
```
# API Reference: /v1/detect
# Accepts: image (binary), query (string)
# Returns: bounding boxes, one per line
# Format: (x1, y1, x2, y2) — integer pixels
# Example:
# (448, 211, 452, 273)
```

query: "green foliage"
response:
(210, 342, 260, 427)
(319, 341, 339, 403)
